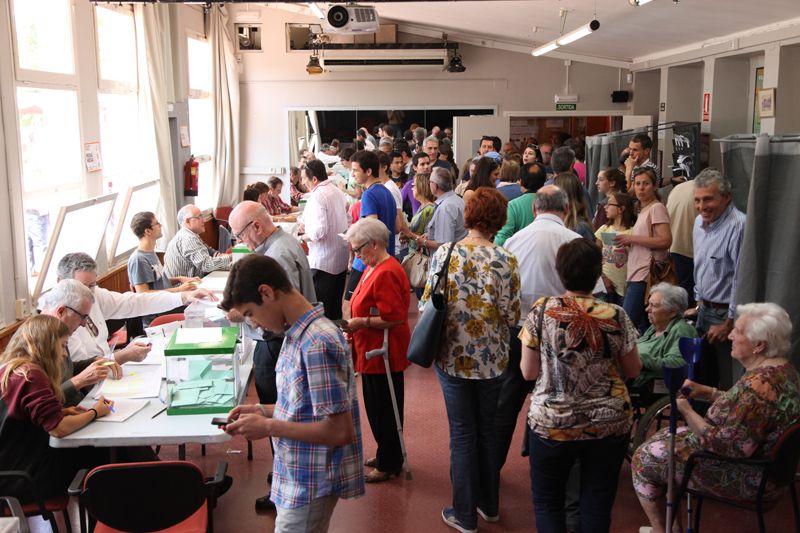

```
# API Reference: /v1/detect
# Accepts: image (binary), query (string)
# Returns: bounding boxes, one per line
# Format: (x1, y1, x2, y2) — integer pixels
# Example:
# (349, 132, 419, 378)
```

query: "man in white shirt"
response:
(502, 185, 604, 531)
(163, 204, 232, 279)
(299, 160, 350, 320)
(58, 252, 214, 363)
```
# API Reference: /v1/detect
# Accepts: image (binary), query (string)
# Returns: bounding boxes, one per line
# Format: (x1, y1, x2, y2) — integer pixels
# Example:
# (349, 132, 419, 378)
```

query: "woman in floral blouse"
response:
(633, 302, 800, 533)
(421, 187, 520, 533)
(519, 238, 642, 532)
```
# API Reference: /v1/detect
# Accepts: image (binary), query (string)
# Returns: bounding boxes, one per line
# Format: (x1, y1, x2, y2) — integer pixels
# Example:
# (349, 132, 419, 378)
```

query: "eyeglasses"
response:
(351, 241, 370, 256)
(234, 220, 255, 241)
(66, 306, 89, 324)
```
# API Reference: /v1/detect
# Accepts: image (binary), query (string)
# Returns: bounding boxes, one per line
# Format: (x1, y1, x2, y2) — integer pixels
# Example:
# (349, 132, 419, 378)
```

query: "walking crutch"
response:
(364, 307, 412, 480)
(662, 363, 687, 532)
(678, 337, 703, 533)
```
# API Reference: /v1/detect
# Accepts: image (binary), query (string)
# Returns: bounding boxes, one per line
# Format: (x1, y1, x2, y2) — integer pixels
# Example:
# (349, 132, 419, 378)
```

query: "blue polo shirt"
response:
(352, 182, 396, 272)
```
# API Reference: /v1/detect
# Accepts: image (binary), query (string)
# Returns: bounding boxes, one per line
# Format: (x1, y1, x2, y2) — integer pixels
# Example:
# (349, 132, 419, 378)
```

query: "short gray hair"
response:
(345, 217, 390, 249)
(694, 168, 732, 196)
(534, 186, 568, 212)
(177, 204, 198, 226)
(430, 167, 453, 192)
(57, 252, 97, 279)
(551, 146, 576, 173)
(40, 279, 94, 311)
(650, 282, 688, 316)
(423, 135, 440, 147)
(413, 127, 427, 143)
(736, 302, 792, 358)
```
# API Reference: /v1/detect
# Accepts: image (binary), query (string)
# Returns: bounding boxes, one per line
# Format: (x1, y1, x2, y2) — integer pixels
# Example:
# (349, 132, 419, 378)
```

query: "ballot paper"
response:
(95, 367, 162, 399)
(175, 327, 223, 345)
(95, 399, 150, 422)
(125, 338, 167, 366)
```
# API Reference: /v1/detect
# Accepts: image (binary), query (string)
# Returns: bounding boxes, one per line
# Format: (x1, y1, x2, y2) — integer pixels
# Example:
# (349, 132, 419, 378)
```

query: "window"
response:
(12, 0, 75, 77)
(187, 35, 214, 209)
(95, 5, 137, 91)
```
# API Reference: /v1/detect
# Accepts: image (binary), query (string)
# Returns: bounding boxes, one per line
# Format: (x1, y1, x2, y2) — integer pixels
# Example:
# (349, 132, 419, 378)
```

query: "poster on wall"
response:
(671, 122, 700, 181)
(84, 142, 102, 173)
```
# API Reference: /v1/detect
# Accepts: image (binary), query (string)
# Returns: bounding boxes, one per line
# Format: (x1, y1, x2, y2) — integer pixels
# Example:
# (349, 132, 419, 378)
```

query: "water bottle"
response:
(184, 301, 205, 328)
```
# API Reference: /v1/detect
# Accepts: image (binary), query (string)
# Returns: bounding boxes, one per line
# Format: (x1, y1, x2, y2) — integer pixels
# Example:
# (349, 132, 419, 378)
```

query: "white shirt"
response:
(382, 179, 404, 253)
(304, 180, 350, 275)
(68, 287, 183, 362)
(315, 151, 340, 167)
(504, 213, 604, 325)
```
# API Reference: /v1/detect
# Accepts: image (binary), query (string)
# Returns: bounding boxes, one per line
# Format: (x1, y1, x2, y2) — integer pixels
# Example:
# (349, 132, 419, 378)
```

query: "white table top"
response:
(50, 334, 254, 449)
(0, 517, 19, 533)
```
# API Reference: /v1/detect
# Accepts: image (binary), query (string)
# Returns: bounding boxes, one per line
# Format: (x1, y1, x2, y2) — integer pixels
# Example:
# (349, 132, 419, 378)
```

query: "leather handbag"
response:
(401, 248, 430, 289)
(406, 242, 457, 368)
(645, 255, 679, 303)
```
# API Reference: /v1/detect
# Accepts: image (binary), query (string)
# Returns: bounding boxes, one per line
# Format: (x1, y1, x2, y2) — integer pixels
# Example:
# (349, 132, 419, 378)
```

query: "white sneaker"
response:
(477, 507, 499, 523)
(441, 508, 477, 533)
(639, 527, 653, 533)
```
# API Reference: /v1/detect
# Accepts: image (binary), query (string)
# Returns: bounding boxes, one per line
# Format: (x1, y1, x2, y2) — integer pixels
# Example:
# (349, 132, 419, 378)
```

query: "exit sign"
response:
(556, 103, 577, 111)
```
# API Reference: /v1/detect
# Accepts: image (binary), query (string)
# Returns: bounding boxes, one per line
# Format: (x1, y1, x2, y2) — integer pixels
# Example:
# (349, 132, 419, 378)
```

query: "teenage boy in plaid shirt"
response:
(222, 255, 364, 532)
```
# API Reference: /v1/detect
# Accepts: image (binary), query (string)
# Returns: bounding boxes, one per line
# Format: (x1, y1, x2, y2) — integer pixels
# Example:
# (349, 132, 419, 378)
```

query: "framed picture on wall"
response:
(759, 87, 776, 119)
(752, 66, 764, 133)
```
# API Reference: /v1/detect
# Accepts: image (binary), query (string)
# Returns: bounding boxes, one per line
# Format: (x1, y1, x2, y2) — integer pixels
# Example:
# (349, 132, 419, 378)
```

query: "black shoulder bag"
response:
(406, 241, 458, 367)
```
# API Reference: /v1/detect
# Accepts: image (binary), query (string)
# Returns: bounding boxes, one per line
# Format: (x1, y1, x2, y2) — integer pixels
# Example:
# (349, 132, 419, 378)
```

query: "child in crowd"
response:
(595, 191, 636, 305)
(593, 168, 627, 230)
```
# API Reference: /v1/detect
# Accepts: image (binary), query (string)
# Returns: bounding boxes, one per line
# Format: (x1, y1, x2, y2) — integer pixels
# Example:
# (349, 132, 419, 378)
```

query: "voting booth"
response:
(164, 326, 241, 415)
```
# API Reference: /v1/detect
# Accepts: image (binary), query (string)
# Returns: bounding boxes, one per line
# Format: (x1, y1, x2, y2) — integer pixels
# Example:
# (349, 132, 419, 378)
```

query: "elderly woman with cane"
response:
(343, 218, 411, 483)
(633, 302, 800, 533)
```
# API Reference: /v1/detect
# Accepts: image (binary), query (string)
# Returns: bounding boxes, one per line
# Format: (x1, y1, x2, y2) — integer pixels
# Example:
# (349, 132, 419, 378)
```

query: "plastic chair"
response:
(69, 460, 228, 533)
(0, 496, 31, 533)
(677, 422, 800, 532)
(149, 313, 185, 327)
(213, 206, 233, 230)
(0, 471, 71, 533)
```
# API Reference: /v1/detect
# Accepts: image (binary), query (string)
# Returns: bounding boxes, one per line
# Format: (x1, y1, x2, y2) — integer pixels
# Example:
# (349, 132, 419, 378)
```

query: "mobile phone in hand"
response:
(211, 417, 229, 427)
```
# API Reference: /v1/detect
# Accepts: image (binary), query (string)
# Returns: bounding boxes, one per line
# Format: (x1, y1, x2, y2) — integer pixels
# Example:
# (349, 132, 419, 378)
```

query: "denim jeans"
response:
(436, 366, 503, 529)
(669, 253, 695, 307)
(622, 280, 649, 334)
(696, 305, 740, 389)
(528, 430, 629, 533)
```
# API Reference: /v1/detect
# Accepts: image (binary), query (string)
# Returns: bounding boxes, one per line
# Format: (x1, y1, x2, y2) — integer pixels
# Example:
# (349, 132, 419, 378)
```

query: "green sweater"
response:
(495, 192, 535, 246)
(633, 317, 698, 387)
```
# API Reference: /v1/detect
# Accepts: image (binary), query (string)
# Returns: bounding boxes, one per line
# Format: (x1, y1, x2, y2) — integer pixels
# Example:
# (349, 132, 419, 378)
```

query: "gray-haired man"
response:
(163, 204, 232, 279)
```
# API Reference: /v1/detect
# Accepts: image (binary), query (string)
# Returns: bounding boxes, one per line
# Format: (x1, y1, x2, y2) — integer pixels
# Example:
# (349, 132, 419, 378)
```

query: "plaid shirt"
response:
(271, 305, 365, 508)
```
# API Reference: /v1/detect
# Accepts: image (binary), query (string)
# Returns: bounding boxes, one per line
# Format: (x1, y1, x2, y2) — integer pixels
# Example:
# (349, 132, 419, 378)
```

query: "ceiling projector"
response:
(322, 4, 379, 34)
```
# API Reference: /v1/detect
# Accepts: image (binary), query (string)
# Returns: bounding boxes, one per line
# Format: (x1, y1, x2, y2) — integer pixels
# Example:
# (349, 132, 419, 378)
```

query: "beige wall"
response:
(233, 6, 633, 174)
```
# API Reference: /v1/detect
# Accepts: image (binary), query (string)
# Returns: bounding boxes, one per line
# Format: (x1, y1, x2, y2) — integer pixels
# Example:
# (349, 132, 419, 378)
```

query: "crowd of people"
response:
(1, 122, 798, 533)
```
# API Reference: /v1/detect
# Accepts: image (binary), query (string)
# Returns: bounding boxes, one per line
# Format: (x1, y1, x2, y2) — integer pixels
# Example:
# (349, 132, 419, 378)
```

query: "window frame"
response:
(93, 3, 138, 94)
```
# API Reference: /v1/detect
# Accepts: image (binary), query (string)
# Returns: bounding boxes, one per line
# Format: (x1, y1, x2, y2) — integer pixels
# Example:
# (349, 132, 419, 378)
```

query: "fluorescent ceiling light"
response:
(532, 19, 599, 57)
(532, 42, 559, 57)
(308, 2, 325, 19)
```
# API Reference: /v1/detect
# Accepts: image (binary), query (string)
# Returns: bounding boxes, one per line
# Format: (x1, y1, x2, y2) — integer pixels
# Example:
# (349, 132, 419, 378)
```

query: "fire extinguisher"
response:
(184, 155, 199, 197)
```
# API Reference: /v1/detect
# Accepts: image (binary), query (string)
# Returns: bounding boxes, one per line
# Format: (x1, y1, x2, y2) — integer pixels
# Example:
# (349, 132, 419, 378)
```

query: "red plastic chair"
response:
(213, 206, 233, 230)
(69, 461, 228, 533)
(0, 470, 72, 533)
(149, 313, 185, 327)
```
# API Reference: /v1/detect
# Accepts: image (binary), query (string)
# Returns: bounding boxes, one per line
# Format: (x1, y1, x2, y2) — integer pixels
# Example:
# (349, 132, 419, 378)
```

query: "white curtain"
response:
(288, 111, 307, 169)
(307, 111, 320, 153)
(208, 5, 240, 208)
(134, 4, 178, 241)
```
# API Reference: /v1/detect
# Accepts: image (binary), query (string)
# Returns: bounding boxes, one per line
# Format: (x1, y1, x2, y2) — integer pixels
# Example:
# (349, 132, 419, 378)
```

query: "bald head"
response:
(533, 185, 569, 220)
(229, 201, 275, 251)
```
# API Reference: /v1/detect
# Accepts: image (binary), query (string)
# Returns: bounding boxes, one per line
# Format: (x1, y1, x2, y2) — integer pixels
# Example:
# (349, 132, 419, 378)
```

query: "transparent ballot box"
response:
(164, 326, 240, 415)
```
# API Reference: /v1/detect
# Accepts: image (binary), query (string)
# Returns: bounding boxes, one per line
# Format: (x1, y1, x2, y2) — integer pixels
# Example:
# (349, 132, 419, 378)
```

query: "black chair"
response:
(69, 460, 228, 533)
(677, 422, 800, 532)
(0, 496, 31, 533)
(0, 471, 71, 533)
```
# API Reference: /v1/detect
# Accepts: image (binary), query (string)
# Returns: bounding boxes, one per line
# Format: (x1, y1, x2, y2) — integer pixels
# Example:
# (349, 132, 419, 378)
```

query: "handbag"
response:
(402, 248, 430, 289)
(406, 242, 457, 368)
(645, 255, 679, 303)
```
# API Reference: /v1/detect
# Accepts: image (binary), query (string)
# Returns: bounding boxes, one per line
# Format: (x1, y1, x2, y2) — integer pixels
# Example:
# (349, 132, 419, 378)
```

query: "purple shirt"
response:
(401, 180, 420, 215)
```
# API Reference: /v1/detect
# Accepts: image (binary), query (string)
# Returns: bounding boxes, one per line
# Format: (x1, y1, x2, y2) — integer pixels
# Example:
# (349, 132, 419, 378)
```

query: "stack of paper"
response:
(95, 399, 150, 422)
(95, 367, 162, 399)
(171, 378, 235, 407)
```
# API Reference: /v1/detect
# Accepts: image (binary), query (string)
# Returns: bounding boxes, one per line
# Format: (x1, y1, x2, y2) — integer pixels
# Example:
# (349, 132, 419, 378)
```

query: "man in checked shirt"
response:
(221, 255, 364, 532)
(685, 168, 746, 390)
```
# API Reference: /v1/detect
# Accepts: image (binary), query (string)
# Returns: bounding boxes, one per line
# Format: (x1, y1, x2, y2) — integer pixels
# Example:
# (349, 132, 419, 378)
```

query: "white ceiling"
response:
(348, 0, 800, 63)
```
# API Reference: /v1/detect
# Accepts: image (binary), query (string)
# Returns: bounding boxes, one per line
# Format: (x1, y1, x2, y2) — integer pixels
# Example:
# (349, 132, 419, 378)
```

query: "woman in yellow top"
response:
(595, 191, 636, 305)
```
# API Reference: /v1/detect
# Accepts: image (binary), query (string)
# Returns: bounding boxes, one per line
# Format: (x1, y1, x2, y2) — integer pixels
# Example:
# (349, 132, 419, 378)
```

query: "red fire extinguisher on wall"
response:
(184, 155, 199, 197)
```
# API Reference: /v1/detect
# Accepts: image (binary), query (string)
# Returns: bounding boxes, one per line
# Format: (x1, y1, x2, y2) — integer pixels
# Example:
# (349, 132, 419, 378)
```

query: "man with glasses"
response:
(39, 279, 122, 406)
(228, 200, 316, 511)
(128, 211, 200, 326)
(58, 252, 215, 364)
(164, 204, 232, 279)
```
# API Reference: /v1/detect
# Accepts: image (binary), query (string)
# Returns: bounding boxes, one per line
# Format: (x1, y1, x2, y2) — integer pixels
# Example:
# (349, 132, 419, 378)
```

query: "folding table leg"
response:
(178, 444, 186, 460)
(247, 440, 253, 461)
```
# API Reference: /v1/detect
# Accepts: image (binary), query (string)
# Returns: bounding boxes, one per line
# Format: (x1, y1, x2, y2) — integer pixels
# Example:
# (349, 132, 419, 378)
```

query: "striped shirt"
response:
(163, 227, 231, 279)
(693, 204, 746, 318)
(303, 180, 349, 275)
(271, 305, 365, 508)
